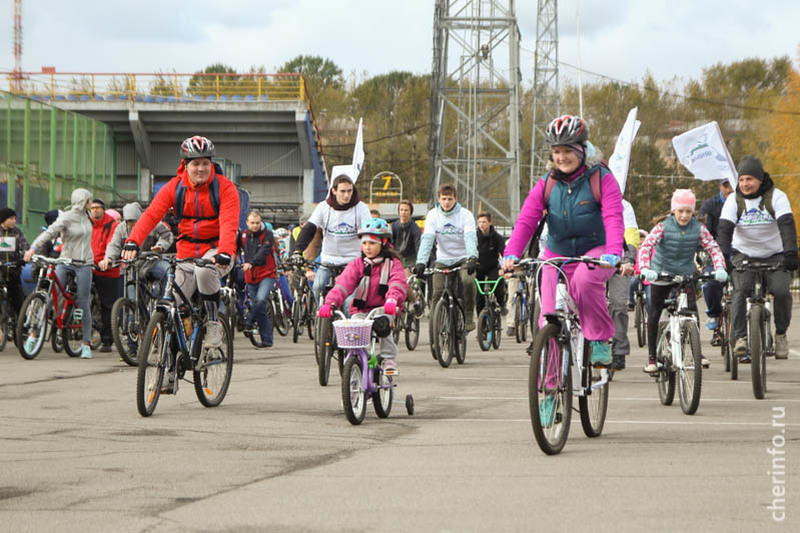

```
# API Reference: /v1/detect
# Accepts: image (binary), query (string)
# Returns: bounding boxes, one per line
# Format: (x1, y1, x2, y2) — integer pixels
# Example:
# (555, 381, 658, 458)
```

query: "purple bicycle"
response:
(333, 308, 414, 425)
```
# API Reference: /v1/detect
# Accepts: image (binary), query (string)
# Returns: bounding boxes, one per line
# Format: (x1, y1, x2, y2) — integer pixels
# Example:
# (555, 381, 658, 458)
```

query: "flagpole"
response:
(576, 0, 584, 117)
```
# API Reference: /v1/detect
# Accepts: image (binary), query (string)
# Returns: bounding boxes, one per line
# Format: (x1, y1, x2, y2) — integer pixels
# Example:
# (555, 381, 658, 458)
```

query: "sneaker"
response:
(160, 372, 175, 394)
(701, 355, 709, 369)
(80, 345, 92, 359)
(590, 341, 612, 366)
(99, 345, 112, 353)
(710, 329, 722, 347)
(627, 303, 635, 312)
(24, 335, 38, 354)
(506, 326, 515, 337)
(739, 354, 751, 364)
(382, 357, 398, 376)
(705, 317, 718, 331)
(733, 337, 747, 357)
(500, 306, 509, 317)
(465, 322, 476, 333)
(643, 355, 657, 374)
(775, 334, 788, 360)
(204, 320, 223, 348)
(612, 354, 626, 371)
(255, 342, 273, 349)
(539, 395, 556, 428)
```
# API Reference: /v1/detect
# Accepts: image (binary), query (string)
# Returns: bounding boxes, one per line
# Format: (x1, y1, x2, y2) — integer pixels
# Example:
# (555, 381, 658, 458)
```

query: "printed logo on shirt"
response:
(328, 221, 357, 238)
(739, 207, 775, 225)
(0, 236, 16, 250)
(438, 222, 463, 236)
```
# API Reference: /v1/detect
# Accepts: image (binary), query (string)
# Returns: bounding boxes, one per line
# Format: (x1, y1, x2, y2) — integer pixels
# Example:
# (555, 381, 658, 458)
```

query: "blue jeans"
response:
(247, 277, 275, 345)
(55, 263, 93, 344)
(701, 265, 722, 319)
(278, 275, 293, 307)
(312, 264, 354, 316)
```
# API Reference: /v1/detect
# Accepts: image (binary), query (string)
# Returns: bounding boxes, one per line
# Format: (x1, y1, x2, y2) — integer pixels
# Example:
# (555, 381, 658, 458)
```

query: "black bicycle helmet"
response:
(545, 115, 588, 146)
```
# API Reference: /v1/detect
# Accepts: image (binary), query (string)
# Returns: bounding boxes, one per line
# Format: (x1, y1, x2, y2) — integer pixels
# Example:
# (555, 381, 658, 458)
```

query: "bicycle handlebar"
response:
(31, 254, 87, 266)
(734, 261, 785, 272)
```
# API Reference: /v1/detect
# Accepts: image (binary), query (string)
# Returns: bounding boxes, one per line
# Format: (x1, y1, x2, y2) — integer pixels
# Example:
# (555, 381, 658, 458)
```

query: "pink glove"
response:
(384, 299, 397, 316)
(318, 303, 332, 318)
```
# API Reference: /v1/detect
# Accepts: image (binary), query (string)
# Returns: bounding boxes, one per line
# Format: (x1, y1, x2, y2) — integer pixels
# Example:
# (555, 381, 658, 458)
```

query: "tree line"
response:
(197, 54, 799, 239)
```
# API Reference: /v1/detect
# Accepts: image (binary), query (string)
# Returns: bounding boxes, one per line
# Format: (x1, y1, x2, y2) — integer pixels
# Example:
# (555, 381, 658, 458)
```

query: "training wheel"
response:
(405, 394, 414, 416)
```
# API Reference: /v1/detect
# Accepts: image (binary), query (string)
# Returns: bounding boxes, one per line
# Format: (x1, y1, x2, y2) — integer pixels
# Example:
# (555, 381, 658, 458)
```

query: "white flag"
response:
(672, 121, 737, 189)
(352, 117, 365, 183)
(608, 107, 641, 195)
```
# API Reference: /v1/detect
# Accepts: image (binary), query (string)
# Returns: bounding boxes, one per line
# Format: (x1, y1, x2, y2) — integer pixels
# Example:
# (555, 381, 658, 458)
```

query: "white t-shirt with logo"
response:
(308, 201, 371, 265)
(720, 189, 792, 258)
(422, 206, 477, 263)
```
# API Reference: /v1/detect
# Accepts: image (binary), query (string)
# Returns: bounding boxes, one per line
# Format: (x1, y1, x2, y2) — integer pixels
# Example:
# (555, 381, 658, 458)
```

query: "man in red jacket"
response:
(122, 136, 240, 349)
(90, 198, 120, 352)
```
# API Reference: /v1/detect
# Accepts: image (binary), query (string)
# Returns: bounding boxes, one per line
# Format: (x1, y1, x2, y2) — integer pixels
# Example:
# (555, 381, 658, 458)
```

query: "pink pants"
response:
(538, 245, 615, 342)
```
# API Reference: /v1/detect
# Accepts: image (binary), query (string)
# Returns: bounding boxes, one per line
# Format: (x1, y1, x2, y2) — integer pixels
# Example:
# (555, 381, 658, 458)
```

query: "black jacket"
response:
(391, 220, 421, 265)
(698, 191, 726, 239)
(477, 226, 505, 272)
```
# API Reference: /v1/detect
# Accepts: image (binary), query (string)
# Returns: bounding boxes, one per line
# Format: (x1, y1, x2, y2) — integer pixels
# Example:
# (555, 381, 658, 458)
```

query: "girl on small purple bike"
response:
(318, 218, 408, 374)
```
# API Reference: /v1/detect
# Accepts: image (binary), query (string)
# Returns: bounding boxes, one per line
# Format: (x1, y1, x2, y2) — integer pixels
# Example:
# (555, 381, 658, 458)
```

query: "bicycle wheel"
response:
(373, 367, 393, 418)
(529, 323, 572, 455)
(272, 295, 289, 337)
(306, 294, 316, 340)
(530, 298, 540, 338)
(678, 323, 703, 415)
(405, 313, 420, 351)
(111, 298, 139, 366)
(393, 310, 403, 344)
(579, 341, 609, 438)
(62, 305, 85, 358)
(89, 290, 102, 350)
(50, 311, 63, 353)
(16, 292, 48, 360)
(342, 356, 366, 425)
(194, 319, 234, 407)
(635, 297, 647, 348)
(477, 308, 492, 352)
(291, 297, 302, 343)
(720, 302, 731, 372)
(433, 298, 454, 368)
(749, 306, 766, 399)
(492, 306, 502, 349)
(454, 305, 467, 365)
(318, 317, 335, 386)
(514, 297, 528, 343)
(136, 311, 168, 417)
(656, 325, 675, 406)
(0, 308, 7, 352)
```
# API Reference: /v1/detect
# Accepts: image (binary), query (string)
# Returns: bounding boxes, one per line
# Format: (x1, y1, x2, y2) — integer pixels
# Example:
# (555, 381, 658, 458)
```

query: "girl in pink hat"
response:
(637, 189, 728, 373)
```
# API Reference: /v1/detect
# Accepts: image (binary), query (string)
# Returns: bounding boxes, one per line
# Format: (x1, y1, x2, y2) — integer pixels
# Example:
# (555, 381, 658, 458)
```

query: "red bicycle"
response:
(16, 255, 101, 359)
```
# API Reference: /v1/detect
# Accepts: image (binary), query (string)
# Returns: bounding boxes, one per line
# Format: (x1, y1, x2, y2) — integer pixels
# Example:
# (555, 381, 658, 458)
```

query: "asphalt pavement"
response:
(1, 300, 798, 532)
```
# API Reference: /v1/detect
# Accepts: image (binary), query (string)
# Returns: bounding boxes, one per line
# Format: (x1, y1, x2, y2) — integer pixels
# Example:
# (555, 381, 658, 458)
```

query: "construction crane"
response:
(12, 0, 23, 92)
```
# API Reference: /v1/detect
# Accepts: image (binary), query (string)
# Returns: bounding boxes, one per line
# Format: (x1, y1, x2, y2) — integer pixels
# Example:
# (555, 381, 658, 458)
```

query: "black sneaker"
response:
(710, 329, 722, 347)
(612, 355, 626, 371)
(99, 345, 112, 353)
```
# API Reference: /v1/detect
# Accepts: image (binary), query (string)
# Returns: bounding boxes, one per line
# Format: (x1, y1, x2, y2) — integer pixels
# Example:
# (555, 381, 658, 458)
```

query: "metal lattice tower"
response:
(530, 0, 559, 186)
(429, 0, 522, 223)
(12, 0, 23, 92)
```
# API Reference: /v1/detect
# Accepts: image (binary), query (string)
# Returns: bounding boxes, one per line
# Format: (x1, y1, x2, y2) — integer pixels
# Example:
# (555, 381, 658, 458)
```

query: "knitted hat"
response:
(737, 155, 765, 181)
(671, 189, 696, 212)
(0, 207, 15, 224)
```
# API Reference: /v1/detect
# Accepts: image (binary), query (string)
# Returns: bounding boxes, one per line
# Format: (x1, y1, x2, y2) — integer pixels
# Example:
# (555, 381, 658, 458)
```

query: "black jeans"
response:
(93, 274, 122, 347)
(4, 268, 25, 316)
(647, 283, 698, 357)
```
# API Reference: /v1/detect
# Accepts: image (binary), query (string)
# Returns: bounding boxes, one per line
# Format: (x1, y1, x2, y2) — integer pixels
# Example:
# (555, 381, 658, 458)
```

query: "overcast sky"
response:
(3, 0, 799, 88)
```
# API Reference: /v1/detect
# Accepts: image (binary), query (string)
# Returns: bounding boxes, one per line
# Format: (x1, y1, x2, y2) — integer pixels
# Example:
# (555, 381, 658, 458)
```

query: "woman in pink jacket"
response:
(318, 218, 408, 374)
(502, 115, 625, 366)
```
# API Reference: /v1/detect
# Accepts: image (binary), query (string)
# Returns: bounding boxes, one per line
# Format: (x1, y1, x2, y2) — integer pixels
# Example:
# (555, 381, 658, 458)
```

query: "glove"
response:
(214, 253, 231, 266)
(318, 303, 332, 318)
(713, 268, 728, 283)
(640, 268, 657, 282)
(413, 263, 426, 277)
(123, 241, 139, 252)
(600, 254, 621, 268)
(466, 257, 478, 275)
(291, 252, 303, 265)
(785, 251, 799, 271)
(384, 299, 397, 316)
